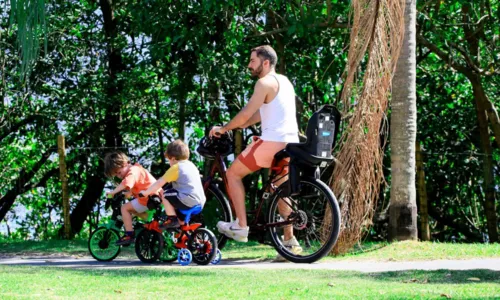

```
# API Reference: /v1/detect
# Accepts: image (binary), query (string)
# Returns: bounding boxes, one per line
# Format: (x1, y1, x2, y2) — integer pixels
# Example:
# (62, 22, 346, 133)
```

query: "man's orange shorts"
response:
(237, 136, 289, 173)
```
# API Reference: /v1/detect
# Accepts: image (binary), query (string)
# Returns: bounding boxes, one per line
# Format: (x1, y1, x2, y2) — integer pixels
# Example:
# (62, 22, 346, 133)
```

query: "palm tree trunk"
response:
(389, 0, 418, 241)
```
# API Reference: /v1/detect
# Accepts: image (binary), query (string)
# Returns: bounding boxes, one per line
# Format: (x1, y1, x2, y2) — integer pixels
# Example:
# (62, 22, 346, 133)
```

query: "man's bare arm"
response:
(222, 80, 268, 131)
(241, 111, 261, 128)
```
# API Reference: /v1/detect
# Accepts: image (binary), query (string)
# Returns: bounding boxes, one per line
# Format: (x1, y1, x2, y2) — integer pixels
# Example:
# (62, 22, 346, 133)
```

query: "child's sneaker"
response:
(274, 236, 303, 262)
(160, 217, 180, 229)
(217, 218, 249, 242)
(115, 234, 135, 246)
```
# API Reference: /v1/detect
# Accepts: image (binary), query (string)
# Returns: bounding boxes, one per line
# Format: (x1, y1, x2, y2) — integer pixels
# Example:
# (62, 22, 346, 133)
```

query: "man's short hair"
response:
(251, 45, 278, 68)
(104, 151, 130, 177)
(165, 139, 190, 160)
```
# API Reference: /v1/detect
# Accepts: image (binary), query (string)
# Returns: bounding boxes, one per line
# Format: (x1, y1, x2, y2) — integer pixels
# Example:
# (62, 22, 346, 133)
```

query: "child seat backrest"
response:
(303, 105, 341, 158)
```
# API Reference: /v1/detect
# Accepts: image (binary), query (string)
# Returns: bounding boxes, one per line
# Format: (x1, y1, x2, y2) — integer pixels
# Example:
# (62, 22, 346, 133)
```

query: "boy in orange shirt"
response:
(104, 151, 175, 246)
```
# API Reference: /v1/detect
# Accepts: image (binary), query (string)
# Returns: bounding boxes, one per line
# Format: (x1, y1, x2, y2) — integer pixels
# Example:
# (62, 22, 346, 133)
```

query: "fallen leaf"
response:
(114, 290, 122, 294)
(327, 283, 335, 287)
(467, 277, 480, 281)
(440, 293, 451, 299)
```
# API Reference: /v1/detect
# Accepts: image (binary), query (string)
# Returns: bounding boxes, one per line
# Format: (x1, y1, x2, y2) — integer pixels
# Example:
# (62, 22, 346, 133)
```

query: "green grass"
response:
(0, 266, 498, 299)
(336, 241, 500, 261)
(1, 239, 499, 262)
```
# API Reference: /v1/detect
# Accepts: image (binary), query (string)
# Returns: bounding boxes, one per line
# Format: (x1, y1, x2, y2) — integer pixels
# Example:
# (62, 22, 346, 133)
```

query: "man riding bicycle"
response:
(210, 45, 302, 258)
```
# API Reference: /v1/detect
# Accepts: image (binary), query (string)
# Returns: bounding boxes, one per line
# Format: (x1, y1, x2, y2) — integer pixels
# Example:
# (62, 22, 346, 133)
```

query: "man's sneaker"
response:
(274, 236, 303, 262)
(115, 235, 135, 246)
(160, 217, 180, 229)
(217, 218, 249, 242)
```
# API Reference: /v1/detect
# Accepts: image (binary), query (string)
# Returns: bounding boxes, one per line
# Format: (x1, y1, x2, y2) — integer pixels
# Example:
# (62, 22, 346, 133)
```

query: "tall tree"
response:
(417, 0, 499, 242)
(389, 0, 418, 241)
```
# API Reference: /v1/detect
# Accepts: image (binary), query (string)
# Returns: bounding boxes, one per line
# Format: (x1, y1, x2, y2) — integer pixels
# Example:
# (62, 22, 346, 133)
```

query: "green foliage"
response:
(1, 0, 498, 243)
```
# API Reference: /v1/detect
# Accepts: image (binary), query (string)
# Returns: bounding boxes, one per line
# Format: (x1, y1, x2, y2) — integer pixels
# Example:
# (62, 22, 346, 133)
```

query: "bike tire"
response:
(267, 177, 341, 263)
(135, 229, 164, 263)
(192, 184, 232, 250)
(188, 228, 218, 265)
(88, 227, 121, 262)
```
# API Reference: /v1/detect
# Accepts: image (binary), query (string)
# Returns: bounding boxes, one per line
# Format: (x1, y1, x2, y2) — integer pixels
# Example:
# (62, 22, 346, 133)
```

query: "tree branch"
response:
(416, 34, 471, 75)
(246, 19, 349, 39)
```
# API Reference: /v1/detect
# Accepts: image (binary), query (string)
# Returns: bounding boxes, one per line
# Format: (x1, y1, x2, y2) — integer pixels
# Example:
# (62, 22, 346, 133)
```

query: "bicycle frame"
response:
(203, 153, 297, 232)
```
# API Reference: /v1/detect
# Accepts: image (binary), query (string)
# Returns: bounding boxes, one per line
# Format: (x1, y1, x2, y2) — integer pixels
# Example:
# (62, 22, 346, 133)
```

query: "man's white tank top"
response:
(259, 74, 299, 143)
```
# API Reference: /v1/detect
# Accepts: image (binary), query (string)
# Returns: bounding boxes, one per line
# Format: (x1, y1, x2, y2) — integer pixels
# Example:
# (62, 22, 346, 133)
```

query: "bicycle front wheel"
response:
(88, 227, 121, 262)
(268, 177, 340, 263)
(135, 229, 164, 263)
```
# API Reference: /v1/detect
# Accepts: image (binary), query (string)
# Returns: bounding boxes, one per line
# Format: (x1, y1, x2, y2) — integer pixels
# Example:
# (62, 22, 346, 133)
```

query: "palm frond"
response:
(9, 0, 47, 79)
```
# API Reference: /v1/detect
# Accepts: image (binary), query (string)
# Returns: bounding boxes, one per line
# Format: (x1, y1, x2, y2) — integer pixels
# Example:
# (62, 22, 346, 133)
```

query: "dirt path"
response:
(1, 255, 500, 272)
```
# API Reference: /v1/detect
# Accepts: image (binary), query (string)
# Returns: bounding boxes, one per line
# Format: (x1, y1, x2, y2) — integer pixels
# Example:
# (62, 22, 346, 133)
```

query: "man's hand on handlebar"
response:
(209, 126, 227, 138)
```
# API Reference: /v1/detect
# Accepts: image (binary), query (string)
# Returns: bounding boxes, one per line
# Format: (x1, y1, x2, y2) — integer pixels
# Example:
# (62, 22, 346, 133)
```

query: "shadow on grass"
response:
(2, 264, 499, 286)
(365, 269, 500, 284)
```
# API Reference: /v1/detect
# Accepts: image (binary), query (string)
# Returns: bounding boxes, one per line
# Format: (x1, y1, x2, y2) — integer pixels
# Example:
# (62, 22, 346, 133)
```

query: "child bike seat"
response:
(285, 104, 341, 167)
(178, 205, 203, 224)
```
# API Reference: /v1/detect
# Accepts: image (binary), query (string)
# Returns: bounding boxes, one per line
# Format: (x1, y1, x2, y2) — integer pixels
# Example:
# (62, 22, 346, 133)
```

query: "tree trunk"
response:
(389, 0, 418, 241)
(67, 0, 125, 234)
(415, 141, 430, 241)
(155, 94, 166, 170)
(470, 75, 498, 243)
(57, 135, 71, 239)
(0, 151, 52, 221)
(70, 175, 106, 233)
(472, 79, 500, 150)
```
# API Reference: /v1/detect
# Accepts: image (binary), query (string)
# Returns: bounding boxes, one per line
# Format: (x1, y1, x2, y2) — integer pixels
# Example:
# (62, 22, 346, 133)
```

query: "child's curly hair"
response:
(104, 151, 130, 177)
(165, 139, 190, 160)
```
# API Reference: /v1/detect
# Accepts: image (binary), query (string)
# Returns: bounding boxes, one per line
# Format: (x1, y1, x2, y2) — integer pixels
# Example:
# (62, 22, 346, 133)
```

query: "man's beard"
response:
(249, 62, 263, 78)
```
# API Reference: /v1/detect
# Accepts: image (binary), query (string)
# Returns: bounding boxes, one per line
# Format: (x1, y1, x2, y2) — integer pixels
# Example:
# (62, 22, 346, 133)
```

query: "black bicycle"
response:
(196, 105, 342, 263)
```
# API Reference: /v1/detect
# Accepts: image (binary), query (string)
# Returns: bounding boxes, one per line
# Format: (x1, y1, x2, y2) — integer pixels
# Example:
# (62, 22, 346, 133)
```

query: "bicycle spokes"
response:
(268, 179, 339, 262)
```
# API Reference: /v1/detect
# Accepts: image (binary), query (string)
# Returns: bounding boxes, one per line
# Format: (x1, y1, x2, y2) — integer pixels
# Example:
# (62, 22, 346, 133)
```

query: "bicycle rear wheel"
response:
(267, 177, 340, 263)
(188, 228, 218, 265)
(191, 184, 232, 249)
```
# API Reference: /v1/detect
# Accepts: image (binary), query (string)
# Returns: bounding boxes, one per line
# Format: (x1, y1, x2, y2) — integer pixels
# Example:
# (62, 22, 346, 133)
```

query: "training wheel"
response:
(211, 249, 222, 265)
(177, 249, 192, 266)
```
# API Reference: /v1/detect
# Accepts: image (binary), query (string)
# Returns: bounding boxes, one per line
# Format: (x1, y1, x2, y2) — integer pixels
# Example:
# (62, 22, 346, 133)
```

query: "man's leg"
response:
(226, 159, 253, 227)
(273, 165, 294, 242)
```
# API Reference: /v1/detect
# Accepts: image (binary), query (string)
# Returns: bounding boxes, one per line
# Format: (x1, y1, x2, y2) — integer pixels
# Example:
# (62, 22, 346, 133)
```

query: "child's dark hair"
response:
(165, 140, 190, 160)
(104, 151, 130, 177)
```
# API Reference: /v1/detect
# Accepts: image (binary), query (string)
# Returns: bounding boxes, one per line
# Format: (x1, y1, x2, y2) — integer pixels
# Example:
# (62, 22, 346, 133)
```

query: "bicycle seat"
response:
(284, 105, 341, 167)
(178, 204, 203, 224)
